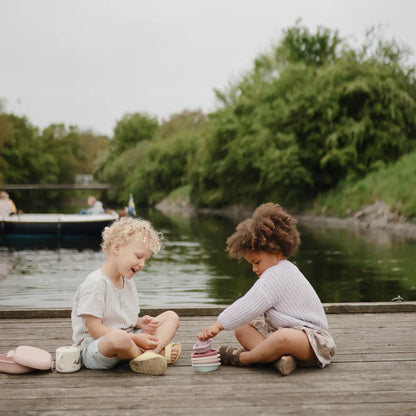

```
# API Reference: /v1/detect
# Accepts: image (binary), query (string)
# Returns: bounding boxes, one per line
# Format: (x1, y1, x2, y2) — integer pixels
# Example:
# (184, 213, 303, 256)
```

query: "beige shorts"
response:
(251, 317, 336, 368)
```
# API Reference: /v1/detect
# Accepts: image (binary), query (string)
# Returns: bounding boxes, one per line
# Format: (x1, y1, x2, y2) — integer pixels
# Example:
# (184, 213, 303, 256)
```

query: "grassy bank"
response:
(157, 151, 416, 224)
(312, 151, 416, 222)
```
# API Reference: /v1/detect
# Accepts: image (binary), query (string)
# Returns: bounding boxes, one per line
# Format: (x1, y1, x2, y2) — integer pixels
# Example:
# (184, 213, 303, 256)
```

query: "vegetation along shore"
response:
(1, 22, 416, 227)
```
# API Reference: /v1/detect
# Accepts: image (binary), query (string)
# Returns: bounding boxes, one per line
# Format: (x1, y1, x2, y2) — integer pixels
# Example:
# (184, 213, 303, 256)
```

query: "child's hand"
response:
(198, 322, 223, 340)
(140, 315, 159, 335)
(131, 333, 159, 350)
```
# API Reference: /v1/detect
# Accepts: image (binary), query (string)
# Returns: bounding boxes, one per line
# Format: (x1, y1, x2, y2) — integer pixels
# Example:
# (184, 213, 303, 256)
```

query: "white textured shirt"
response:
(218, 260, 328, 331)
(71, 269, 140, 347)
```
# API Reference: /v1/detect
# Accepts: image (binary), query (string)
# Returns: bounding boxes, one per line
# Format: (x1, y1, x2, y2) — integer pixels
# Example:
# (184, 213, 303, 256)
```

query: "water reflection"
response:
(146, 209, 416, 304)
(293, 224, 416, 303)
(0, 209, 415, 308)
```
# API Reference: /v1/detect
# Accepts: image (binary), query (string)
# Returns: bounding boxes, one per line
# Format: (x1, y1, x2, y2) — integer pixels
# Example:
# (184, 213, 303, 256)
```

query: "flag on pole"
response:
(128, 193, 136, 217)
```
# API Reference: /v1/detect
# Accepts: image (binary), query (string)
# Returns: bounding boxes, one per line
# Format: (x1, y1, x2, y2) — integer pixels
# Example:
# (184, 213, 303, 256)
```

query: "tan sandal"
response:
(165, 343, 182, 365)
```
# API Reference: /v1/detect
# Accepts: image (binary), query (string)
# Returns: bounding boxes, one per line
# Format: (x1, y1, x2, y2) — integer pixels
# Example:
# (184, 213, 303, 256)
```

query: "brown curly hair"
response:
(226, 203, 300, 259)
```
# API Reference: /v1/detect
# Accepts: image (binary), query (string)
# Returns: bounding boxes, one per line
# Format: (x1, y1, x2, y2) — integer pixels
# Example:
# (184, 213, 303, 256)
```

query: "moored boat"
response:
(0, 212, 119, 237)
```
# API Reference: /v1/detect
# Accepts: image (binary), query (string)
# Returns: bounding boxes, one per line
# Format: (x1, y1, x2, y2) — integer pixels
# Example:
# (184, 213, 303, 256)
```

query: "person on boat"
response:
(71, 217, 181, 375)
(80, 196, 105, 215)
(0, 191, 17, 217)
(197, 202, 336, 376)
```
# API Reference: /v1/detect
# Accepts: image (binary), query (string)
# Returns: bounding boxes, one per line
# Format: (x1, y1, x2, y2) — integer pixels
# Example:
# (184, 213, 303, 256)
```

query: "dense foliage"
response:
(2, 22, 416, 214)
(189, 24, 416, 208)
(0, 114, 109, 186)
(98, 23, 416, 209)
(97, 110, 206, 206)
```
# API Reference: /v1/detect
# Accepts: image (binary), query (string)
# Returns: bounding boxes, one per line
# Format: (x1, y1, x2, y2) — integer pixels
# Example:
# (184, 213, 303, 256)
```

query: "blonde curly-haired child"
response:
(72, 217, 181, 375)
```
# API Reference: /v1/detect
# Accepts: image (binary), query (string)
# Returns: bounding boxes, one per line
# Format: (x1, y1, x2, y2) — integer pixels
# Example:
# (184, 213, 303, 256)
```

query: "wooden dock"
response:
(0, 304, 415, 416)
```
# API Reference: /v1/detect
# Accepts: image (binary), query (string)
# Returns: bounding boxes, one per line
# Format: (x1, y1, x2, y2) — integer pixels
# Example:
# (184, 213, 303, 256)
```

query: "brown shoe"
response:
(274, 355, 297, 376)
(218, 346, 248, 366)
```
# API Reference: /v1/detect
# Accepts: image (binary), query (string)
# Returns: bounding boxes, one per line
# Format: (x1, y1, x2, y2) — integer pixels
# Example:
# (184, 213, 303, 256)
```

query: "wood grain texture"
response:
(0, 311, 415, 415)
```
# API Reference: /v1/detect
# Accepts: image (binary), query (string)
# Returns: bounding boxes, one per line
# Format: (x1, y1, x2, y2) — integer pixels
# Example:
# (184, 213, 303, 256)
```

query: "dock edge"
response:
(0, 302, 415, 319)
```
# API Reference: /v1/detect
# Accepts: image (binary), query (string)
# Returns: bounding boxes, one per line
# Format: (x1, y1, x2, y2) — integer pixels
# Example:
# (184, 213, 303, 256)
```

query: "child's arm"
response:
(86, 315, 159, 350)
(198, 321, 224, 340)
(135, 315, 159, 335)
(86, 315, 113, 339)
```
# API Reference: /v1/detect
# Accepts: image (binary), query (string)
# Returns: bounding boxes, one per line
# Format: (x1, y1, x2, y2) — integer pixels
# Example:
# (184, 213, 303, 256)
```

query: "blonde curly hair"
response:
(101, 217, 162, 254)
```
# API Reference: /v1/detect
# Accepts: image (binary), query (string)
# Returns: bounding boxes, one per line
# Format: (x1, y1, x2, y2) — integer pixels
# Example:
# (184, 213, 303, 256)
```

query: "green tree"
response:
(97, 112, 159, 204)
(112, 112, 158, 156)
(0, 113, 10, 184)
(78, 131, 110, 175)
(38, 124, 81, 183)
(127, 110, 206, 206)
(189, 23, 416, 208)
(98, 110, 207, 207)
(0, 114, 49, 185)
(276, 19, 344, 67)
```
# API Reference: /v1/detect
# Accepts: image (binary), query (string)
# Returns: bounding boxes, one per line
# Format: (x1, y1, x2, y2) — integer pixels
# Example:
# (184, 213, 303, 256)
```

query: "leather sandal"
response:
(218, 346, 248, 366)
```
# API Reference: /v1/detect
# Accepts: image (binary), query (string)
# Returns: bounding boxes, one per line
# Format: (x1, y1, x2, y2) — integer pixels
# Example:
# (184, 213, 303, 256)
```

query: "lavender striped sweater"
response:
(218, 260, 328, 331)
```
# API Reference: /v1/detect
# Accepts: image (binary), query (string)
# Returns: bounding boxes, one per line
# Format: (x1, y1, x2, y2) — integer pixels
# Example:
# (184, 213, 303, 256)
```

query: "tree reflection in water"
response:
(147, 209, 416, 304)
(1, 209, 415, 307)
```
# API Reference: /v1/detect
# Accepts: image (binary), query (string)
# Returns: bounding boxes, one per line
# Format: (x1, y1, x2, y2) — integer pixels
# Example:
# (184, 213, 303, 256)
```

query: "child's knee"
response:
(170, 310, 180, 329)
(104, 328, 131, 350)
(273, 328, 310, 351)
(234, 326, 244, 338)
(234, 324, 252, 339)
(160, 310, 180, 328)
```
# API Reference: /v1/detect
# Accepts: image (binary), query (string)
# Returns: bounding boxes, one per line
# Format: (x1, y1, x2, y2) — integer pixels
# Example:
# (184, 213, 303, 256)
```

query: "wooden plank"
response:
(323, 302, 416, 313)
(0, 404, 411, 416)
(0, 312, 415, 416)
(1, 302, 416, 319)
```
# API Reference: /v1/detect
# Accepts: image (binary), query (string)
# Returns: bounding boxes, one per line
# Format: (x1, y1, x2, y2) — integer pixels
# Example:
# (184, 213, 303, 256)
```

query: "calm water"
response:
(1, 209, 415, 308)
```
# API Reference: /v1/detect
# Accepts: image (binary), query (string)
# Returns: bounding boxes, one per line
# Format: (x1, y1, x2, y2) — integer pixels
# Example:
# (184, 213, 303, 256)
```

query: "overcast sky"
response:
(1, 0, 415, 137)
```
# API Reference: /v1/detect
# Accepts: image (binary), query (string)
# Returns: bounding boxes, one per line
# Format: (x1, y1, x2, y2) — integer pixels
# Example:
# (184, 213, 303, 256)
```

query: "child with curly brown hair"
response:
(197, 203, 336, 376)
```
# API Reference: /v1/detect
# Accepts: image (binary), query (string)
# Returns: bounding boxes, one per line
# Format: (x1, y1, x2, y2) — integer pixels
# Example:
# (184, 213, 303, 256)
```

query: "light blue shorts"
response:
(81, 329, 142, 370)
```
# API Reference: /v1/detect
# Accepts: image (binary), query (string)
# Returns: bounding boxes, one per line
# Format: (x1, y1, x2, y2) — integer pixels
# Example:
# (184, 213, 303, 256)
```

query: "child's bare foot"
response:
(131, 333, 159, 350)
